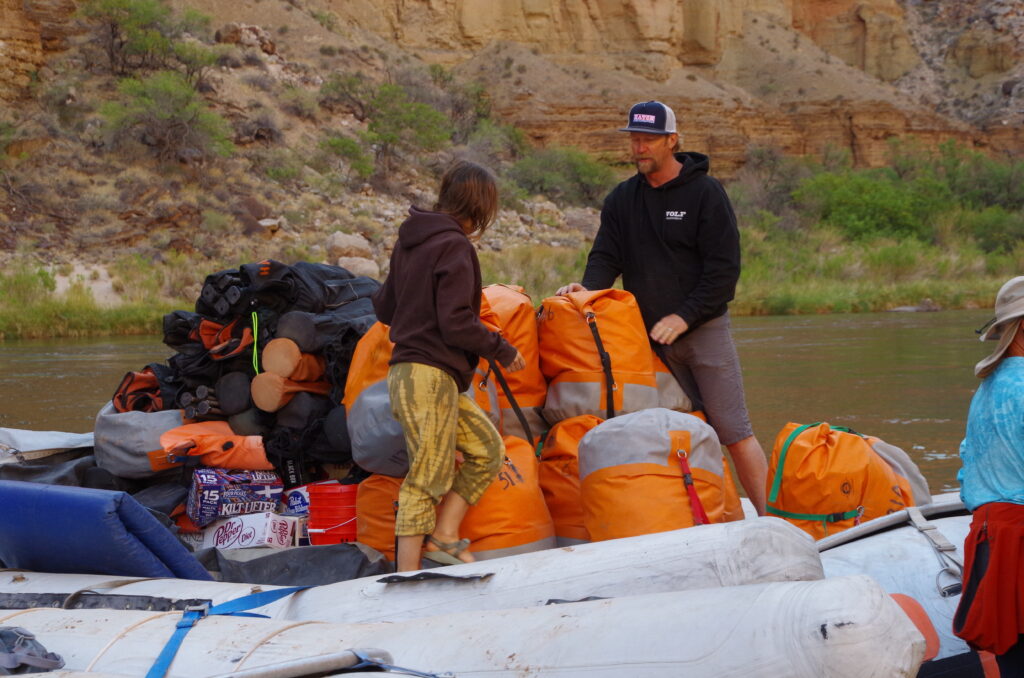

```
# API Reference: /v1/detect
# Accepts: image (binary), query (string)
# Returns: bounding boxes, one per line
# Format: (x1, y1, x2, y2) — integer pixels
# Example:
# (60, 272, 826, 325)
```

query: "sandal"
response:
(422, 535, 471, 566)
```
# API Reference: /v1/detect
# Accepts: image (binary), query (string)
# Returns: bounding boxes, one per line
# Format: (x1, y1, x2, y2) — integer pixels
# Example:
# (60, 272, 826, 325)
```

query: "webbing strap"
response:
(766, 505, 862, 524)
(145, 586, 309, 678)
(907, 506, 964, 578)
(767, 423, 813, 503)
(487, 357, 534, 449)
(676, 450, 710, 526)
(584, 311, 615, 420)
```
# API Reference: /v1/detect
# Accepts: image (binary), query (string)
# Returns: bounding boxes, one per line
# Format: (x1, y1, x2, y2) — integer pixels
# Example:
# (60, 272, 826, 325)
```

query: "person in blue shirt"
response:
(954, 275, 1024, 672)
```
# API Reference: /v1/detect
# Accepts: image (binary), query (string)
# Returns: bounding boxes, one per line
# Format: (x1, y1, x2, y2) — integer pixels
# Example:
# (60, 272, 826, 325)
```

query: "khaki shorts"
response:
(658, 313, 754, 446)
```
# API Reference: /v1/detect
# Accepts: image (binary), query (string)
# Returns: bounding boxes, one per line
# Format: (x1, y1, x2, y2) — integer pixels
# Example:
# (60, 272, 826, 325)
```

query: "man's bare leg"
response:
(727, 435, 768, 516)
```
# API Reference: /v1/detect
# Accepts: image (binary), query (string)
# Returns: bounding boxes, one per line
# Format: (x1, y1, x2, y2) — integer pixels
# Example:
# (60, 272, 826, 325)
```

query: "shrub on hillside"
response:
(80, 0, 173, 74)
(320, 134, 374, 181)
(365, 83, 452, 169)
(509, 147, 616, 207)
(319, 73, 374, 120)
(101, 70, 233, 161)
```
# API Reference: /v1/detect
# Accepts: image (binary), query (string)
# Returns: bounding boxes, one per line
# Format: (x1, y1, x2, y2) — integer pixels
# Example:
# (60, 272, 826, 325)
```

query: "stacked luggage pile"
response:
(21, 262, 933, 572)
(95, 259, 380, 558)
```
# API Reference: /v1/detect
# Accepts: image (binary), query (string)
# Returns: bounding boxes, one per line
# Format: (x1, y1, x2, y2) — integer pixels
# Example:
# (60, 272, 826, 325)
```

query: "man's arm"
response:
(675, 181, 740, 327)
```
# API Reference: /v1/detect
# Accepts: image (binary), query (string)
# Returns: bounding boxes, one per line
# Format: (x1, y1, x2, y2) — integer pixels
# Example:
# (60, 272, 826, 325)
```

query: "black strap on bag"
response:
(584, 311, 616, 420)
(485, 358, 535, 449)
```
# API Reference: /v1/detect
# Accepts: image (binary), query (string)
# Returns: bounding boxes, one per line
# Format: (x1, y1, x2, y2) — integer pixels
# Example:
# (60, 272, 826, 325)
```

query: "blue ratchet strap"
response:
(349, 649, 455, 677)
(146, 585, 309, 678)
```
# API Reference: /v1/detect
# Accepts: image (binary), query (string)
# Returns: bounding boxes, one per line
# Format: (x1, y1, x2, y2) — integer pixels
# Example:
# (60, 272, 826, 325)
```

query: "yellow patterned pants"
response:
(388, 362, 504, 536)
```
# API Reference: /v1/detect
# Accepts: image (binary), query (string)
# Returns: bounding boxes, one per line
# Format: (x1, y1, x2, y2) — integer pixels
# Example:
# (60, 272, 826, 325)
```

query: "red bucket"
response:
(308, 482, 358, 545)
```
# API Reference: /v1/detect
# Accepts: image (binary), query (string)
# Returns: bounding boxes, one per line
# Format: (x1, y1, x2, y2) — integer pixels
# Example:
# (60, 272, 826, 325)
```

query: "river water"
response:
(0, 309, 993, 493)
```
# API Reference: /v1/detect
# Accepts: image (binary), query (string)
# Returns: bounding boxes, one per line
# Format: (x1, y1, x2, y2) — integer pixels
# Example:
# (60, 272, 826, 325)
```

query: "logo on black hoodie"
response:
(665, 211, 687, 221)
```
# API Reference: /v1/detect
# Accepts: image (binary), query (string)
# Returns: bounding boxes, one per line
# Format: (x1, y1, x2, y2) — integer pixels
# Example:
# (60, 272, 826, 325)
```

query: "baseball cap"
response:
(619, 101, 677, 134)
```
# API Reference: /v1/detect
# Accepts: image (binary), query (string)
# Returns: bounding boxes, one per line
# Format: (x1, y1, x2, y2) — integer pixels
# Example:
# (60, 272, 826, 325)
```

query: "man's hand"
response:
(650, 313, 688, 345)
(555, 282, 587, 296)
(506, 350, 526, 372)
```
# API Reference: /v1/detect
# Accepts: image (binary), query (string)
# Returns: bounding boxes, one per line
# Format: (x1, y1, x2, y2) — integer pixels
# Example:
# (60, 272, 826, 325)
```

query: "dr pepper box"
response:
(182, 512, 301, 551)
(187, 468, 283, 527)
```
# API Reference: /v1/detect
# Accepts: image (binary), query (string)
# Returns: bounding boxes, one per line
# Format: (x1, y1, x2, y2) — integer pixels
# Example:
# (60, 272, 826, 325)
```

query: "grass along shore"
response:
(0, 238, 1010, 340)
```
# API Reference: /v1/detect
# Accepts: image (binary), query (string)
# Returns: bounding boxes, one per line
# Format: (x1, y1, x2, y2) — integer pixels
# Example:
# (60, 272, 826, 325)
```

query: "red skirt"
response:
(953, 502, 1024, 655)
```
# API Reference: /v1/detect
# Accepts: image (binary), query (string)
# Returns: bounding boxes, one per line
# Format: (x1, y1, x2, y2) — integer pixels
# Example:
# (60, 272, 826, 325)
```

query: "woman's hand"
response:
(506, 350, 526, 372)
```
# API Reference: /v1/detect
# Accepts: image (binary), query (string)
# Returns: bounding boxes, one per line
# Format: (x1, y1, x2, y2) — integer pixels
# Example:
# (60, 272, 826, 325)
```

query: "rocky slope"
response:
(0, 0, 1022, 301)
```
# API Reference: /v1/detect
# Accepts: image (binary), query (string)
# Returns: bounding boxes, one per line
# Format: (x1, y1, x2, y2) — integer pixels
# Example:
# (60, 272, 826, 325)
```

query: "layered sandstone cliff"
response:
(2, 0, 1021, 177)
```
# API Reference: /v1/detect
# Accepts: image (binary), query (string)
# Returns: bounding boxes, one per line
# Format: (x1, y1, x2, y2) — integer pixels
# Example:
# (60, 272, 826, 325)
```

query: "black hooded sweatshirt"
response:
(372, 206, 516, 392)
(581, 151, 740, 333)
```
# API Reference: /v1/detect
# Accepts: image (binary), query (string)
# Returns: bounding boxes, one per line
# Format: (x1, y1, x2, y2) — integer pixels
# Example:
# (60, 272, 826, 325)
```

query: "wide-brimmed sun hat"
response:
(975, 275, 1024, 378)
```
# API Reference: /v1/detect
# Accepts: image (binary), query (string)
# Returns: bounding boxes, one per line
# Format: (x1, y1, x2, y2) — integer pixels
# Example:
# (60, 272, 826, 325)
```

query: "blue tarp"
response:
(0, 480, 211, 580)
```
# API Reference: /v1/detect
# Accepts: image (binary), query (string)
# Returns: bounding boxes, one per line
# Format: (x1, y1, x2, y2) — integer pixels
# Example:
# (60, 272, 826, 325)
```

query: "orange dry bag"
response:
(766, 422, 929, 540)
(579, 408, 732, 541)
(343, 322, 408, 477)
(470, 285, 547, 443)
(355, 473, 406, 560)
(158, 420, 273, 471)
(537, 289, 657, 424)
(459, 436, 557, 559)
(538, 414, 603, 546)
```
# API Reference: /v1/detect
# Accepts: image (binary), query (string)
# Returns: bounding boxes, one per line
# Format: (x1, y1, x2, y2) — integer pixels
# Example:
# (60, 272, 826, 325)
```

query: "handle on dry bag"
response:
(486, 357, 535, 449)
(584, 311, 616, 420)
(676, 449, 710, 526)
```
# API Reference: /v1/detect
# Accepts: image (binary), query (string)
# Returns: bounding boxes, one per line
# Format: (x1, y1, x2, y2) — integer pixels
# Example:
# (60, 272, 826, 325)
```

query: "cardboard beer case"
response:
(186, 468, 284, 527)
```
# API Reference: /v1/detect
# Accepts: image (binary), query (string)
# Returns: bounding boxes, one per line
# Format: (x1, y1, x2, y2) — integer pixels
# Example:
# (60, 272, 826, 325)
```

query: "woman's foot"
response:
(423, 535, 474, 565)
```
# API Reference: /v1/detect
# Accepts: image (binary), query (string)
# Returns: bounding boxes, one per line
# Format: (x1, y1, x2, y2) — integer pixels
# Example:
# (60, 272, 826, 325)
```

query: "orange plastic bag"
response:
(538, 414, 604, 545)
(537, 289, 657, 423)
(157, 420, 273, 471)
(766, 422, 917, 539)
(459, 436, 556, 559)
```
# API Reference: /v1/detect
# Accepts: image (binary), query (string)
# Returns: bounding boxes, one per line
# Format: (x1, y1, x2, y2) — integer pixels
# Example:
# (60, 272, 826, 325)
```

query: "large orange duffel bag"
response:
(470, 285, 547, 444)
(538, 414, 603, 546)
(537, 289, 658, 424)
(460, 436, 556, 559)
(343, 322, 409, 477)
(766, 422, 931, 540)
(579, 408, 740, 541)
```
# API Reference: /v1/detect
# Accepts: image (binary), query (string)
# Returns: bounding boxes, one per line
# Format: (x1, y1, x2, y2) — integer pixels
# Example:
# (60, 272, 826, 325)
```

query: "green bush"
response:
(509, 147, 616, 207)
(80, 0, 173, 74)
(171, 41, 220, 89)
(320, 134, 374, 180)
(959, 206, 1024, 253)
(319, 73, 374, 120)
(792, 170, 946, 241)
(365, 83, 452, 169)
(101, 70, 233, 160)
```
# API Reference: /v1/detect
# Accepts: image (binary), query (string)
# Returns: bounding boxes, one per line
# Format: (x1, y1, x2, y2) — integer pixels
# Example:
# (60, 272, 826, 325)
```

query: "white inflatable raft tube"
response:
(820, 495, 970, 663)
(3, 517, 823, 624)
(0, 575, 924, 678)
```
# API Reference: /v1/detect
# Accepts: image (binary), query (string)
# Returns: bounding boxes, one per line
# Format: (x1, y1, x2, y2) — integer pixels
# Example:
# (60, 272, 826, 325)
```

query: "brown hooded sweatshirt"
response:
(372, 206, 516, 392)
